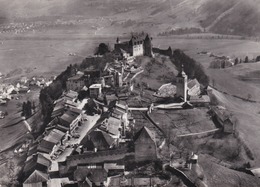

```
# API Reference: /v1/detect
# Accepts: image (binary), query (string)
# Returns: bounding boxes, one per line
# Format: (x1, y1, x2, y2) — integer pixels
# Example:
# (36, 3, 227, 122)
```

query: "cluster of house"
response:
(21, 34, 164, 186)
(22, 90, 159, 186)
(0, 76, 55, 104)
(21, 32, 234, 187)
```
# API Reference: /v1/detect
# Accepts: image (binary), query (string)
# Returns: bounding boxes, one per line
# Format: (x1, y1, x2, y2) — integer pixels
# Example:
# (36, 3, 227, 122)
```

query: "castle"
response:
(114, 32, 153, 57)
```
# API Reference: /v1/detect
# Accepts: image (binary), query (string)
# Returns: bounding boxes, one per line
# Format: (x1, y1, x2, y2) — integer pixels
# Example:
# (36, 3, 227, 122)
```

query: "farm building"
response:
(211, 106, 235, 133)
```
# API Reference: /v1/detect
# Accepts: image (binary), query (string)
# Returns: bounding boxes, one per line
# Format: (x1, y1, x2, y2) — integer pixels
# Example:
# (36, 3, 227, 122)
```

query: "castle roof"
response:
(129, 33, 150, 45)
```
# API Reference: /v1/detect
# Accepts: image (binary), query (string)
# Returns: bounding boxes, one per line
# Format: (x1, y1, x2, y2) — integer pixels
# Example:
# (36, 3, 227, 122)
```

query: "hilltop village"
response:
(18, 33, 243, 187)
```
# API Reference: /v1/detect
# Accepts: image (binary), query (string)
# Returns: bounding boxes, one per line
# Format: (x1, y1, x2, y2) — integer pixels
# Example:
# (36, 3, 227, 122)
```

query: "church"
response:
(114, 32, 153, 57)
(175, 65, 201, 102)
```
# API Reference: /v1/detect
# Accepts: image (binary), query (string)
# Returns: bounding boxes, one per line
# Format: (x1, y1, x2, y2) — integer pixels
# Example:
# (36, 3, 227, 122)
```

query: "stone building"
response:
(66, 74, 85, 92)
(114, 33, 153, 57)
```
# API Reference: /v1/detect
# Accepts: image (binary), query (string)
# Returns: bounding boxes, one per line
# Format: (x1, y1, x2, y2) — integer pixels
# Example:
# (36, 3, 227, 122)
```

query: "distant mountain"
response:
(0, 0, 260, 36)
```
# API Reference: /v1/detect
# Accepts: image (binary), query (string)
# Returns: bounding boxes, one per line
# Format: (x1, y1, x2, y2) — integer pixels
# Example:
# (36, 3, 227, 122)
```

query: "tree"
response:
(244, 56, 249, 63)
(256, 56, 260, 62)
(27, 101, 32, 117)
(95, 43, 110, 55)
(221, 61, 225, 68)
(234, 58, 239, 65)
(145, 61, 153, 75)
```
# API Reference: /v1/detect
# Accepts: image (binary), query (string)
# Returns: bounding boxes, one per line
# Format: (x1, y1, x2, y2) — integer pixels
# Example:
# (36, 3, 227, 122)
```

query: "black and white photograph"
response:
(0, 0, 260, 186)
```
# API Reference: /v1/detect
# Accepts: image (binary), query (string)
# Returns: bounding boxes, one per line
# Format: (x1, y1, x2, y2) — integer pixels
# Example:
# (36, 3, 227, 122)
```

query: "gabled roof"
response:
(43, 128, 65, 144)
(188, 79, 200, 89)
(211, 106, 230, 122)
(74, 167, 107, 183)
(83, 131, 114, 150)
(55, 124, 70, 133)
(23, 170, 48, 184)
(65, 90, 78, 100)
(129, 33, 150, 44)
(23, 153, 51, 175)
(134, 126, 156, 143)
(60, 110, 79, 126)
(37, 139, 56, 154)
(68, 74, 84, 81)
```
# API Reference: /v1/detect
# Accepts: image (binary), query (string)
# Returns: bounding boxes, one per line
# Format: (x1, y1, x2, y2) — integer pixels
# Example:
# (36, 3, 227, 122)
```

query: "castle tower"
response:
(144, 34, 153, 57)
(176, 65, 187, 102)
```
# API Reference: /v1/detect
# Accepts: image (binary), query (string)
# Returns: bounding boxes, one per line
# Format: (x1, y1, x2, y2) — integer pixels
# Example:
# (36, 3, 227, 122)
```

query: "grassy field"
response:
(150, 108, 216, 136)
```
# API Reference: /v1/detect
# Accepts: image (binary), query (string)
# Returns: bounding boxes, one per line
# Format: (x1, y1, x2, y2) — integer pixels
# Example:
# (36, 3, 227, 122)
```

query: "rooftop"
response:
(134, 126, 156, 143)
(23, 170, 48, 184)
(74, 167, 108, 183)
(89, 84, 102, 89)
(188, 79, 200, 89)
(68, 74, 84, 81)
(43, 129, 65, 144)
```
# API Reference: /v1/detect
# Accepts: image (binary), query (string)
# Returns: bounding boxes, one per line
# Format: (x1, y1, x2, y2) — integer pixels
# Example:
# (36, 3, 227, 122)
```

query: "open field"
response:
(150, 108, 216, 136)
(0, 90, 40, 151)
(199, 154, 260, 187)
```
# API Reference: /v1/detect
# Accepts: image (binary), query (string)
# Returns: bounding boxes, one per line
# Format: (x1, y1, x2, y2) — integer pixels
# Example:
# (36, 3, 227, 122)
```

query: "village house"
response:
(82, 130, 115, 152)
(37, 128, 65, 154)
(58, 148, 131, 177)
(187, 79, 201, 96)
(66, 74, 85, 92)
(59, 107, 83, 133)
(89, 84, 102, 98)
(22, 153, 51, 187)
(211, 106, 235, 134)
(74, 167, 108, 187)
(84, 65, 102, 86)
(114, 33, 153, 57)
(134, 126, 157, 162)
(23, 170, 48, 187)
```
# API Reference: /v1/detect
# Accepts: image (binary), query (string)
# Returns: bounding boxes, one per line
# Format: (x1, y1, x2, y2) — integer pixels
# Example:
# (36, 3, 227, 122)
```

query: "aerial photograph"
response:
(0, 0, 260, 186)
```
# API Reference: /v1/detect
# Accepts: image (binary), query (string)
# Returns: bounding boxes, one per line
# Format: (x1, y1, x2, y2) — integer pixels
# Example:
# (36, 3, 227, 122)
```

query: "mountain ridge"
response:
(0, 0, 259, 36)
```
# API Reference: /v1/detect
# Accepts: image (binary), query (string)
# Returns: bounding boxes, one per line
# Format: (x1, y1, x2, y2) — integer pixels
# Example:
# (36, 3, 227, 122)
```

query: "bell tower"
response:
(176, 64, 187, 102)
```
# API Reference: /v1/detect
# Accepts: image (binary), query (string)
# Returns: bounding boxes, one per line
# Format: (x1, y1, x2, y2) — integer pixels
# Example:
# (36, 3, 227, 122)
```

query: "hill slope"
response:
(0, 0, 260, 36)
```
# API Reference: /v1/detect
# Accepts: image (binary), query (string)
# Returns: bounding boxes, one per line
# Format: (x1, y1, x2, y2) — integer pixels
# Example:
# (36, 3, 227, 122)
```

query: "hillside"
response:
(0, 0, 260, 36)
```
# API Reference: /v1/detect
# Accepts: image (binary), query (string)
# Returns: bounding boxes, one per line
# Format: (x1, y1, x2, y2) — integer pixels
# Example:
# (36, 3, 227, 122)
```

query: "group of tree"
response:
(233, 55, 260, 65)
(40, 64, 77, 123)
(94, 43, 111, 56)
(171, 49, 209, 86)
(158, 27, 202, 36)
(22, 101, 34, 118)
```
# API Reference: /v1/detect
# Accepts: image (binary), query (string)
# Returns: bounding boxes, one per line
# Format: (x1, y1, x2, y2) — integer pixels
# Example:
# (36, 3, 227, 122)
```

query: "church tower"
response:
(176, 65, 187, 102)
